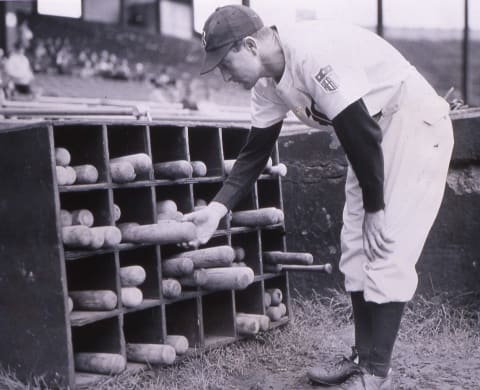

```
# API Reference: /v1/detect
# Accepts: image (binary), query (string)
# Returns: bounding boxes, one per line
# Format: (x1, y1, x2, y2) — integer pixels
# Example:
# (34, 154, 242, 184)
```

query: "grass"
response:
(2, 289, 480, 390)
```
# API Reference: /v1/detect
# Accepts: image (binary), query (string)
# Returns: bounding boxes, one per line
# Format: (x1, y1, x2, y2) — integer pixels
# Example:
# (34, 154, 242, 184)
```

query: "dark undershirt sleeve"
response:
(213, 121, 283, 211)
(332, 99, 385, 212)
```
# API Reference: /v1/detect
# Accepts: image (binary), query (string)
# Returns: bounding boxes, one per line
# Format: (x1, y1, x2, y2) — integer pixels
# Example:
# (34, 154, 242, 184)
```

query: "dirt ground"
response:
(224, 324, 480, 390)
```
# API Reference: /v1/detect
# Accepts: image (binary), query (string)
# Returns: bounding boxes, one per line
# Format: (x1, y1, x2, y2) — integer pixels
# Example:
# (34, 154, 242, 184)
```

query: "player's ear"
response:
(243, 36, 258, 55)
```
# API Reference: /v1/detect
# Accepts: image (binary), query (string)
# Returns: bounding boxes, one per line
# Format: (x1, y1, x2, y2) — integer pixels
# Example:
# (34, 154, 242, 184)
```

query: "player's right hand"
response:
(180, 202, 228, 249)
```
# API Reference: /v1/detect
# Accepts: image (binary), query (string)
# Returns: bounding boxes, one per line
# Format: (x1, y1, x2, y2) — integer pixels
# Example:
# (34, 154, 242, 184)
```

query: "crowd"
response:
(0, 14, 249, 109)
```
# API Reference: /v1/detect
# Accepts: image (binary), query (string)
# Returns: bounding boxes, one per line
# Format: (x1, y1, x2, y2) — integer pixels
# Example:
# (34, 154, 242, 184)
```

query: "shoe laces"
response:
(332, 354, 357, 369)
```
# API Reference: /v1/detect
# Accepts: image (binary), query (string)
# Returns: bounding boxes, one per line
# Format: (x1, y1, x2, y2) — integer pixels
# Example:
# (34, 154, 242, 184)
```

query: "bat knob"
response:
(324, 263, 333, 274)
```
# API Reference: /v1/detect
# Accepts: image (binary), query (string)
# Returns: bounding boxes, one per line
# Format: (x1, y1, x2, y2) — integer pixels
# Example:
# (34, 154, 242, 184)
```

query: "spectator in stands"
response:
(4, 41, 35, 96)
(112, 59, 132, 81)
(55, 44, 75, 75)
(80, 59, 96, 79)
(97, 50, 114, 78)
(17, 14, 33, 49)
(132, 62, 146, 82)
(31, 39, 50, 73)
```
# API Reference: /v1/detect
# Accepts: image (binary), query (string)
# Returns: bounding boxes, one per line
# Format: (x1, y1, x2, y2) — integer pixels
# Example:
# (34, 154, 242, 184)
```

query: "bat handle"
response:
(281, 263, 333, 274)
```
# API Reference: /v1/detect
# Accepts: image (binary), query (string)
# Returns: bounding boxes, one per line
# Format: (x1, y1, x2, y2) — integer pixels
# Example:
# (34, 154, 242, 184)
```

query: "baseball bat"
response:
(177, 269, 208, 287)
(264, 163, 287, 177)
(154, 160, 192, 180)
(262, 251, 313, 266)
(71, 209, 94, 227)
(200, 267, 254, 291)
(55, 147, 71, 167)
(156, 199, 177, 214)
(195, 198, 207, 208)
(266, 288, 283, 306)
(90, 226, 122, 247)
(162, 278, 182, 299)
(264, 292, 272, 308)
(113, 204, 121, 222)
(237, 313, 270, 331)
(224, 157, 272, 175)
(121, 287, 143, 308)
(263, 264, 283, 273)
(264, 263, 333, 274)
(110, 161, 136, 183)
(157, 210, 183, 222)
(120, 265, 146, 287)
(74, 352, 126, 375)
(60, 209, 72, 227)
(72, 164, 99, 184)
(88, 227, 105, 249)
(118, 221, 196, 244)
(62, 226, 93, 248)
(165, 335, 189, 355)
(190, 161, 207, 177)
(126, 343, 176, 365)
(56, 166, 76, 185)
(231, 207, 284, 227)
(162, 257, 194, 277)
(231, 262, 247, 267)
(110, 153, 152, 175)
(169, 245, 235, 268)
(64, 166, 77, 184)
(236, 315, 260, 335)
(69, 290, 117, 311)
(266, 305, 283, 322)
(233, 246, 246, 262)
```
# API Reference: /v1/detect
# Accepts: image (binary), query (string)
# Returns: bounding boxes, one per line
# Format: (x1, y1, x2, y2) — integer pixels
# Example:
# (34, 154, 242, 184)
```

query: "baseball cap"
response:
(200, 5, 264, 75)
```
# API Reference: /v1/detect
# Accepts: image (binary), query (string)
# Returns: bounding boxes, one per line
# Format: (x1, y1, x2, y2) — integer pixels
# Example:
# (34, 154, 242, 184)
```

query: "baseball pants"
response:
(339, 70, 454, 303)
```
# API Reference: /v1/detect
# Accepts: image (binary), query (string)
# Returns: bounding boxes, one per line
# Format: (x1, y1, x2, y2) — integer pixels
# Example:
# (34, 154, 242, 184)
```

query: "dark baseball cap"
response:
(200, 5, 264, 75)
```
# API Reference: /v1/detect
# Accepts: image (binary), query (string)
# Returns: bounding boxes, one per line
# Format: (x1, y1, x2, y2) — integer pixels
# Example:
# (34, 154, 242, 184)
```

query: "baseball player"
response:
(182, 5, 454, 389)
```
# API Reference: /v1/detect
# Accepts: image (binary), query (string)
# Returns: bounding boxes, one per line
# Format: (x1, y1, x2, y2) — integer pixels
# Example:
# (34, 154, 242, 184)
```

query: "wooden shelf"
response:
(0, 120, 291, 389)
(70, 309, 121, 327)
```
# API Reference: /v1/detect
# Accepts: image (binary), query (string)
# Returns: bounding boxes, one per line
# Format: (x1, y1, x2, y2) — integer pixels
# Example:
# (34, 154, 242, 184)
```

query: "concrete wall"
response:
(279, 113, 480, 298)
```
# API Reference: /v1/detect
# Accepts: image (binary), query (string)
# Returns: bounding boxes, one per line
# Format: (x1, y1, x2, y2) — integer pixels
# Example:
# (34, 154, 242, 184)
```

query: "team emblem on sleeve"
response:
(314, 65, 340, 93)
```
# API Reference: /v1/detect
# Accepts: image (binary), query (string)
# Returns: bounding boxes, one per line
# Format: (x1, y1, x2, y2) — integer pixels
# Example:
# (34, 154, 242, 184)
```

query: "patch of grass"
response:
(2, 289, 479, 389)
(401, 290, 480, 339)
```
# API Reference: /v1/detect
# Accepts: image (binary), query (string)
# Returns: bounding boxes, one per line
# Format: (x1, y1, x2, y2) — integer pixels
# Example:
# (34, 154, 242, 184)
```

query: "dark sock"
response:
(350, 291, 372, 366)
(366, 301, 405, 377)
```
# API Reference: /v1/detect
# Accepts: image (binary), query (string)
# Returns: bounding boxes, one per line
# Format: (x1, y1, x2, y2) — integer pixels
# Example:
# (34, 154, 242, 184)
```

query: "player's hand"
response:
(180, 202, 228, 249)
(362, 209, 394, 262)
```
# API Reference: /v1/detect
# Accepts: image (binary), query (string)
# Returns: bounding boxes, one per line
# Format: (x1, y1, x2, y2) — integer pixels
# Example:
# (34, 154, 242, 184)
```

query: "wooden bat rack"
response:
(0, 120, 291, 388)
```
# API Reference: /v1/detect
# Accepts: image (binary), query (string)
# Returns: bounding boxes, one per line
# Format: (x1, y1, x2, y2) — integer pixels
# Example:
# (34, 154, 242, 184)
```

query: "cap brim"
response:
(200, 42, 234, 75)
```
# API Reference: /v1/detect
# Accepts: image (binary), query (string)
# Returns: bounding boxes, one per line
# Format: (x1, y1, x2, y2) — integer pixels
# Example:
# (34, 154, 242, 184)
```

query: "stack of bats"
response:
(56, 148, 210, 185)
(68, 265, 146, 313)
(234, 287, 288, 336)
(75, 336, 190, 374)
(61, 206, 122, 250)
(164, 244, 254, 292)
(264, 287, 287, 322)
(55, 147, 99, 185)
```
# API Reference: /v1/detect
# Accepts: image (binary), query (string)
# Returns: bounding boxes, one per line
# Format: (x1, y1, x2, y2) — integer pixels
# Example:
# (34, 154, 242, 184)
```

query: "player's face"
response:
(217, 46, 261, 90)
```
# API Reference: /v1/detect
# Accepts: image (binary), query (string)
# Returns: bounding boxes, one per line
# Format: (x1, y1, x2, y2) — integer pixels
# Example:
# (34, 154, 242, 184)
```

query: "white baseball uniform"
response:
(250, 20, 453, 303)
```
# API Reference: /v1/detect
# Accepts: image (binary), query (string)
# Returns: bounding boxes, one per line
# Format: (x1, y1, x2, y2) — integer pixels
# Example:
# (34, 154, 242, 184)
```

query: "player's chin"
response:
(239, 80, 254, 90)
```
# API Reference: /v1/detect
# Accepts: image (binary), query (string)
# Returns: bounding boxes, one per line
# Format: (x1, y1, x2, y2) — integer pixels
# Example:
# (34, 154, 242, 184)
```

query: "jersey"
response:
(251, 20, 413, 128)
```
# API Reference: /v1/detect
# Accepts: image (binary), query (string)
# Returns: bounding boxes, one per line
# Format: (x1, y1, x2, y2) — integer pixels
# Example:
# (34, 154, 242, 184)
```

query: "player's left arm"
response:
(332, 99, 394, 261)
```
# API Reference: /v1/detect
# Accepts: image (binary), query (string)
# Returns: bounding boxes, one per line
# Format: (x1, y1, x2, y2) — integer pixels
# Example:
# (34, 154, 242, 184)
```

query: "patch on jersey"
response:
(314, 65, 340, 93)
